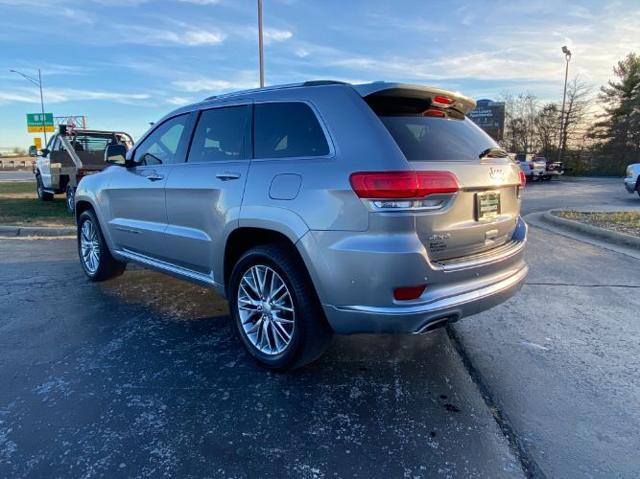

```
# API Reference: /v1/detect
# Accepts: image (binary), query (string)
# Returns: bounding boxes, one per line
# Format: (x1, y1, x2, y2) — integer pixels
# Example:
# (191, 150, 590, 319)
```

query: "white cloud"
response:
(166, 96, 196, 106)
(0, 87, 150, 105)
(238, 26, 293, 45)
(172, 77, 258, 93)
(180, 30, 226, 46)
(263, 28, 293, 44)
(177, 0, 221, 4)
(0, 91, 37, 103)
(120, 26, 226, 46)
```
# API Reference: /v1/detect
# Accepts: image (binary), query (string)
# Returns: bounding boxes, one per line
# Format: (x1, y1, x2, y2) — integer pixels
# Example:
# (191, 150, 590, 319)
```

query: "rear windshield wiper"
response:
(479, 147, 508, 159)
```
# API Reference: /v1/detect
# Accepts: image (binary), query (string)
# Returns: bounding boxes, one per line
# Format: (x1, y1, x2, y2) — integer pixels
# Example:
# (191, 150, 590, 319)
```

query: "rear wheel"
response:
(228, 244, 332, 370)
(77, 209, 126, 281)
(36, 174, 53, 201)
(66, 185, 76, 214)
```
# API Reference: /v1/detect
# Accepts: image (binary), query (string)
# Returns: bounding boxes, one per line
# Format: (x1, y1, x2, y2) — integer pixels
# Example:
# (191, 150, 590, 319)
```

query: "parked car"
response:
(543, 158, 564, 180)
(624, 163, 640, 197)
(517, 155, 564, 181)
(75, 81, 528, 370)
(517, 154, 546, 181)
(33, 126, 133, 213)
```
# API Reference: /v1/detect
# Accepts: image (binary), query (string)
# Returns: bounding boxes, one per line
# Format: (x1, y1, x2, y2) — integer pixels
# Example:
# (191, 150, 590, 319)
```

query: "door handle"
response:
(145, 174, 164, 182)
(216, 172, 241, 181)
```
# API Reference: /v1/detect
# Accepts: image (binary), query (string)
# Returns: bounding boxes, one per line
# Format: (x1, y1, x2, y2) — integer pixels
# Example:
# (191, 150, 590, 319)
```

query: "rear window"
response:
(367, 95, 498, 162)
(379, 116, 499, 162)
(254, 102, 329, 159)
(67, 134, 127, 152)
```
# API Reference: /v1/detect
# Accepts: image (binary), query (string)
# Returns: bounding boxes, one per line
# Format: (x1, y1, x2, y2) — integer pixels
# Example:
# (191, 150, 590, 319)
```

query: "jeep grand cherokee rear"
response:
(298, 84, 528, 336)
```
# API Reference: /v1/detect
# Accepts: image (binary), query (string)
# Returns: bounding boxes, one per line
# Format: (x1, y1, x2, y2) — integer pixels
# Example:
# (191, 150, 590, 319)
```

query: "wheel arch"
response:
(224, 227, 306, 295)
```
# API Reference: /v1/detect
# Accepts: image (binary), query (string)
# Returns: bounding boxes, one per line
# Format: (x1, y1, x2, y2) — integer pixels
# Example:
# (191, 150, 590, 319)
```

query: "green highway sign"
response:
(26, 113, 54, 133)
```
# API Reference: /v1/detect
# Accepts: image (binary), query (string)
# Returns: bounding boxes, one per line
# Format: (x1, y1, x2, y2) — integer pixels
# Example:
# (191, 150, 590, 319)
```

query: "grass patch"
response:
(0, 181, 74, 226)
(553, 210, 640, 238)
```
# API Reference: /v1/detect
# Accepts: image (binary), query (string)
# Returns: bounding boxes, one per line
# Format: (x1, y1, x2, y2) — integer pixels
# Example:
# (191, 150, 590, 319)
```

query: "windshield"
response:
(380, 116, 499, 162)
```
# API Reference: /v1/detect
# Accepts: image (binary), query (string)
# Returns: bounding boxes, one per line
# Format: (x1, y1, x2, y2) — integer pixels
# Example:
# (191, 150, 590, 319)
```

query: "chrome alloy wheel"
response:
(237, 265, 295, 355)
(80, 219, 100, 274)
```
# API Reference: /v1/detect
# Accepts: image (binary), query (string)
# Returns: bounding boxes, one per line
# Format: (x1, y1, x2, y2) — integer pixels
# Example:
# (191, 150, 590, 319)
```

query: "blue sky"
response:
(1, 0, 639, 148)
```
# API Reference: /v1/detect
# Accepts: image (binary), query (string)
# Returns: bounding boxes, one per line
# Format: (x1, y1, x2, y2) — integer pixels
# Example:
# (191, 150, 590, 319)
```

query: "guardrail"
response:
(0, 157, 32, 169)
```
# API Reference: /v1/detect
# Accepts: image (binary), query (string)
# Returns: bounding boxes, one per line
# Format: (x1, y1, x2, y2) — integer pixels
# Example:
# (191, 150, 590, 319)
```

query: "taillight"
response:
(394, 285, 427, 301)
(518, 170, 526, 186)
(432, 95, 454, 107)
(349, 171, 459, 199)
(423, 108, 446, 118)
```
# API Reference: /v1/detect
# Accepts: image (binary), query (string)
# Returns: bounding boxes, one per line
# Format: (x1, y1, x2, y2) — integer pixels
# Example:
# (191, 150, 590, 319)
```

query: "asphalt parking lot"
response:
(1, 177, 638, 478)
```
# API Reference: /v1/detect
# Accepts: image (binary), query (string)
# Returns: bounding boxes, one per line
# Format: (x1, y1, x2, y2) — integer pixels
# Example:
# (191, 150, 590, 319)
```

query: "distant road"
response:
(0, 170, 33, 181)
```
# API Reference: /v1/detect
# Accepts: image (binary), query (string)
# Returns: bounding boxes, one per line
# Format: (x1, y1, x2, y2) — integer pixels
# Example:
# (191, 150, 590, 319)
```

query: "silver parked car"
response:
(75, 81, 528, 369)
(624, 163, 640, 197)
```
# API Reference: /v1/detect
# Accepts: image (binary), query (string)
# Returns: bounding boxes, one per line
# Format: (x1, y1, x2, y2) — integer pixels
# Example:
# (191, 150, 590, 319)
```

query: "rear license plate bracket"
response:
(475, 191, 501, 220)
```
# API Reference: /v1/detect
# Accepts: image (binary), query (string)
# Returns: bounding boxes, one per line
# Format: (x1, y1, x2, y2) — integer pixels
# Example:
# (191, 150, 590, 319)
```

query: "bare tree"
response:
(534, 103, 560, 159)
(502, 92, 538, 154)
(558, 77, 592, 160)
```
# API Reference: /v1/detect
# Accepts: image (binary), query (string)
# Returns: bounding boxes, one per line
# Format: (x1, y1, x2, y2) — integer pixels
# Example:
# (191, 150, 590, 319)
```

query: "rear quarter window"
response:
(254, 102, 329, 159)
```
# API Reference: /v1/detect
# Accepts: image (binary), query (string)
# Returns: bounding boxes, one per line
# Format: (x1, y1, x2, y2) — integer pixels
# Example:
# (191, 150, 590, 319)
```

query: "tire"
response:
(66, 185, 76, 214)
(77, 209, 126, 281)
(228, 244, 333, 370)
(36, 174, 53, 201)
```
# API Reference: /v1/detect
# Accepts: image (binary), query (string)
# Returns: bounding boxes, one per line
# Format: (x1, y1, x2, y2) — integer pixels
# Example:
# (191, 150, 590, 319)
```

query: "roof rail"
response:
(302, 80, 347, 86)
(203, 80, 348, 102)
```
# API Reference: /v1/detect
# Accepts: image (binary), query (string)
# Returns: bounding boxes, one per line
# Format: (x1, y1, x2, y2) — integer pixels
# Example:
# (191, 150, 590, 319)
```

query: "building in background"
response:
(468, 99, 505, 142)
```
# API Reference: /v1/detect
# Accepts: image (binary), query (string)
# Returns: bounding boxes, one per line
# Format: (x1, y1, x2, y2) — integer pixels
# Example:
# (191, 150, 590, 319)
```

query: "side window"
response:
(187, 106, 249, 163)
(254, 102, 329, 159)
(134, 114, 189, 166)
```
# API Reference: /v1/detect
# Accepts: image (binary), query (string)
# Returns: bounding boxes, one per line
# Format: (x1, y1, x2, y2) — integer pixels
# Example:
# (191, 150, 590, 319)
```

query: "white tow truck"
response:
(33, 126, 133, 213)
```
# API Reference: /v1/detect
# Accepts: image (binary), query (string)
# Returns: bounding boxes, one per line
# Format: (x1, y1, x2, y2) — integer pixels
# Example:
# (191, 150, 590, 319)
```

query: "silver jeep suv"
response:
(75, 81, 528, 369)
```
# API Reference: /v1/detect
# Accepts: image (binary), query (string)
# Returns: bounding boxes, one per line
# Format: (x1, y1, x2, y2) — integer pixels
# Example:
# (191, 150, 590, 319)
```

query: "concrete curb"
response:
(0, 225, 76, 237)
(541, 210, 640, 249)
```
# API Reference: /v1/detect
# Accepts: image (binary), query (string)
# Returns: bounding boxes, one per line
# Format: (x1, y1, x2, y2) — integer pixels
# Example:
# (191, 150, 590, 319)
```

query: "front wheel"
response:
(66, 185, 76, 214)
(77, 210, 126, 281)
(228, 244, 332, 370)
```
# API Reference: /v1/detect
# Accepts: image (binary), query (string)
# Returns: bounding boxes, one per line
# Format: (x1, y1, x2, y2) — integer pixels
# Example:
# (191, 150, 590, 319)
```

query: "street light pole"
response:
(557, 46, 571, 162)
(37, 69, 47, 146)
(257, 0, 265, 87)
(9, 68, 48, 145)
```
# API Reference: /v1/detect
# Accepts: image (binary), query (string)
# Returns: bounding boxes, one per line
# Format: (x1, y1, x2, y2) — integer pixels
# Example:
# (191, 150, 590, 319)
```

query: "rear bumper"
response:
(299, 217, 529, 334)
(323, 262, 527, 334)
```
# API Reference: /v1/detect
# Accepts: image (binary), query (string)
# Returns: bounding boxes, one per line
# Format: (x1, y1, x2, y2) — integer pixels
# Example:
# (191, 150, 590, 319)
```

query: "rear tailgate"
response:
(411, 159, 521, 261)
(360, 84, 523, 262)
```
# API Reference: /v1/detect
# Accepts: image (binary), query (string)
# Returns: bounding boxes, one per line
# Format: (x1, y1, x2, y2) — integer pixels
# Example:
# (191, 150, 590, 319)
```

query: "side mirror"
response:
(105, 144, 127, 166)
(38, 148, 49, 157)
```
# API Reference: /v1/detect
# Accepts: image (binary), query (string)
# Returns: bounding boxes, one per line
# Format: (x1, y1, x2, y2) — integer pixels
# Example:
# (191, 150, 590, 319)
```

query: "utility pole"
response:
(557, 46, 571, 162)
(10, 68, 48, 146)
(258, 0, 265, 87)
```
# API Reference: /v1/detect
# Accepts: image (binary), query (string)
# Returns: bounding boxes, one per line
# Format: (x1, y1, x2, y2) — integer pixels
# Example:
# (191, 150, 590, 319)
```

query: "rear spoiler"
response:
(353, 82, 476, 115)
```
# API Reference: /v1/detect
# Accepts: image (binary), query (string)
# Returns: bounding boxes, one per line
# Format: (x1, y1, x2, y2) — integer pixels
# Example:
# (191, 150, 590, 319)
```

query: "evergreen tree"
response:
(590, 53, 640, 162)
